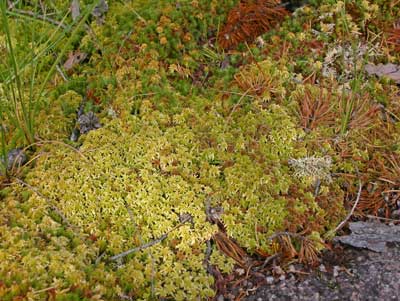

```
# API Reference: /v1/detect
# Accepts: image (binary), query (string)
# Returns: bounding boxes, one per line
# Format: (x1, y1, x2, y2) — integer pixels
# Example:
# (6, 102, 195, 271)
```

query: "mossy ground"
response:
(1, 0, 400, 300)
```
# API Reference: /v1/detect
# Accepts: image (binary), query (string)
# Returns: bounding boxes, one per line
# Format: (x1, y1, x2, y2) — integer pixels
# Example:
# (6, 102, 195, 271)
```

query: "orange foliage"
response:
(386, 24, 400, 52)
(218, 0, 289, 50)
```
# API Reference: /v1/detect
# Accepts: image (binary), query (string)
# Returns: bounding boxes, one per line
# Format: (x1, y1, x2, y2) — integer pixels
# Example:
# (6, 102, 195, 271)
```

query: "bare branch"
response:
(334, 177, 363, 233)
(109, 234, 168, 261)
(13, 177, 76, 230)
(109, 215, 192, 262)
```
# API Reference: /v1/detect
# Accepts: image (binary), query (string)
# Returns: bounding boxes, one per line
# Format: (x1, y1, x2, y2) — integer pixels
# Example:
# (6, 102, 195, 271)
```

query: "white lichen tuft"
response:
(288, 155, 333, 183)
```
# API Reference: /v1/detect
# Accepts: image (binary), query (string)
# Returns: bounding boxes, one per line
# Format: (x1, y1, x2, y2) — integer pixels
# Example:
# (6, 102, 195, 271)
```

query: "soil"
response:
(244, 243, 400, 301)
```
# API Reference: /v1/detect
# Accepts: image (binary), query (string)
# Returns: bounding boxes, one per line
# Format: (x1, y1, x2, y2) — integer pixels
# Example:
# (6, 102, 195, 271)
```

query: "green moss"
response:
(16, 93, 342, 298)
(35, 90, 82, 140)
(4, 0, 400, 299)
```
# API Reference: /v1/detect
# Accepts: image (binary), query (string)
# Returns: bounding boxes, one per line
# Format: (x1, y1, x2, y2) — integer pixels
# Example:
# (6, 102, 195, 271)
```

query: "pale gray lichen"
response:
(288, 155, 332, 183)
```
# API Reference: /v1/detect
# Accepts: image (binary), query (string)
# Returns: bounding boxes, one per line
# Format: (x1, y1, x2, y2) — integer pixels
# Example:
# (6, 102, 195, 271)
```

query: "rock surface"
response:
(245, 243, 400, 301)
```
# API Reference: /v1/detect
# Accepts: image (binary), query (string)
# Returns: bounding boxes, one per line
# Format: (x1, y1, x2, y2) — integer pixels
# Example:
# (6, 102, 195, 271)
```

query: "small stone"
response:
(279, 275, 286, 281)
(333, 266, 340, 277)
(217, 294, 224, 301)
(391, 209, 400, 219)
(319, 264, 327, 273)
(1, 148, 27, 173)
(107, 107, 118, 118)
(266, 276, 275, 285)
(273, 265, 284, 275)
(70, 128, 80, 142)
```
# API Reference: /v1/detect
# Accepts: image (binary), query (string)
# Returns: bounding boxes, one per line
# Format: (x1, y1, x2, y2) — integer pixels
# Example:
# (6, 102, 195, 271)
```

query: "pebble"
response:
(1, 148, 27, 173)
(288, 264, 296, 273)
(266, 276, 275, 285)
(333, 266, 340, 277)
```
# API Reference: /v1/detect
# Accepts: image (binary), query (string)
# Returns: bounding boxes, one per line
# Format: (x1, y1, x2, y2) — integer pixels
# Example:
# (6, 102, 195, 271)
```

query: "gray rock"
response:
(335, 221, 400, 252)
(1, 148, 27, 173)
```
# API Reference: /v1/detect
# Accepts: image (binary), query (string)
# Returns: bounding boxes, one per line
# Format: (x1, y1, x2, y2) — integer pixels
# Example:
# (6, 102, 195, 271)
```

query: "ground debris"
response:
(365, 63, 400, 84)
(63, 50, 87, 71)
(0, 148, 27, 174)
(335, 221, 400, 252)
(77, 111, 102, 134)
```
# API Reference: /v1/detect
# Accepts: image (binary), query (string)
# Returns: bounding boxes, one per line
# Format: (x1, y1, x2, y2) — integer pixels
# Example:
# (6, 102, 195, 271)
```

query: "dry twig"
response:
(334, 176, 363, 233)
(109, 215, 192, 261)
(13, 177, 76, 230)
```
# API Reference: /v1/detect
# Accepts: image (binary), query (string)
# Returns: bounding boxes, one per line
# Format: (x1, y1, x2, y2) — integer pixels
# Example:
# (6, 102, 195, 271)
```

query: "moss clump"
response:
(6, 0, 400, 299)
(36, 91, 82, 140)
(20, 95, 343, 299)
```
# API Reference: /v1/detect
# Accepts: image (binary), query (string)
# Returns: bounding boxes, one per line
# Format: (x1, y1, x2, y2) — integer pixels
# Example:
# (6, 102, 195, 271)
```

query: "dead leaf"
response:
(63, 51, 87, 71)
(365, 63, 400, 84)
(335, 221, 400, 252)
(70, 0, 80, 21)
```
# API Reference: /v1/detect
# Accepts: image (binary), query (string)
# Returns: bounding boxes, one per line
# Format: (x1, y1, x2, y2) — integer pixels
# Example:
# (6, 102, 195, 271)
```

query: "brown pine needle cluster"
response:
(218, 0, 289, 50)
(386, 21, 400, 51)
(214, 231, 251, 267)
(339, 92, 381, 132)
(358, 153, 400, 217)
(271, 232, 322, 265)
(297, 86, 335, 131)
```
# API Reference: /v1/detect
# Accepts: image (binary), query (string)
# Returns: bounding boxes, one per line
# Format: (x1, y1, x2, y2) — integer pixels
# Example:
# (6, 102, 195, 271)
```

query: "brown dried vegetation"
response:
(357, 153, 400, 217)
(218, 0, 289, 50)
(386, 20, 400, 52)
(297, 86, 336, 131)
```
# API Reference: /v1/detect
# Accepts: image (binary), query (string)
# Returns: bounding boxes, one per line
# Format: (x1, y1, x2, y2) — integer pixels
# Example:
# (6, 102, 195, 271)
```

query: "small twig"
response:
(382, 189, 400, 193)
(209, 89, 258, 99)
(56, 64, 69, 81)
(314, 178, 321, 197)
(35, 139, 89, 161)
(124, 202, 156, 298)
(377, 177, 397, 185)
(130, 8, 146, 23)
(7, 8, 68, 29)
(260, 253, 280, 269)
(95, 252, 106, 265)
(366, 215, 400, 223)
(267, 231, 304, 242)
(110, 234, 168, 261)
(13, 177, 76, 230)
(32, 286, 58, 294)
(110, 216, 191, 262)
(334, 176, 363, 233)
(227, 88, 251, 121)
